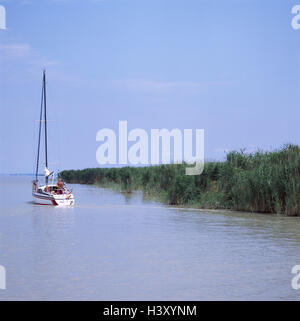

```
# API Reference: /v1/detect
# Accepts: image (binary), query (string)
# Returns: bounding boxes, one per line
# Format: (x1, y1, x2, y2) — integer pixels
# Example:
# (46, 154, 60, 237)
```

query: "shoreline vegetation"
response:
(60, 145, 300, 216)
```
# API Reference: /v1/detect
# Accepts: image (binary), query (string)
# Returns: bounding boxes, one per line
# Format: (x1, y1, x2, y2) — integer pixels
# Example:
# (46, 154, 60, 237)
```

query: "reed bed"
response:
(60, 144, 300, 216)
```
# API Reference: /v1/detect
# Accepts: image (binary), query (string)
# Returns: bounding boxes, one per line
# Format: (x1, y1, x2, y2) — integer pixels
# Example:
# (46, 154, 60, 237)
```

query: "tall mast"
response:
(43, 70, 48, 186)
(35, 81, 44, 181)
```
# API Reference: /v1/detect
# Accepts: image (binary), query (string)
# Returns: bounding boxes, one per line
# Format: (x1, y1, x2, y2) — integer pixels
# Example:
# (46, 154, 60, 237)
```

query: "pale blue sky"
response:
(0, 0, 299, 173)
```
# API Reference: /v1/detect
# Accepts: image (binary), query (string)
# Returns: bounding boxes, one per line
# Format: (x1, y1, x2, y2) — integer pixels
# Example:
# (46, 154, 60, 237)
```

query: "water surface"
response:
(0, 176, 299, 300)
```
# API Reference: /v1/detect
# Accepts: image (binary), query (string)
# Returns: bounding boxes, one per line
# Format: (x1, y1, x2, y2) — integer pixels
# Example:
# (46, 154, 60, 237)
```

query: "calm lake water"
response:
(0, 176, 300, 301)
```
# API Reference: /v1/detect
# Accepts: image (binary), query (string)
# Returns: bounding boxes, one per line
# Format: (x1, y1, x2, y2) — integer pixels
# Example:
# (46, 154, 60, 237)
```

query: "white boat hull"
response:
(32, 191, 75, 207)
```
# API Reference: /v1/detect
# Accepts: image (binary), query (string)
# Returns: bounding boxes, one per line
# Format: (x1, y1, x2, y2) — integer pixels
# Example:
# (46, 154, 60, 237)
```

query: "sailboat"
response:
(32, 71, 75, 206)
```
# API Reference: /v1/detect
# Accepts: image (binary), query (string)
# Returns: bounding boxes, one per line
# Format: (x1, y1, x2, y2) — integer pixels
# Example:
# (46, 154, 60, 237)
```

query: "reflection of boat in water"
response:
(32, 71, 75, 206)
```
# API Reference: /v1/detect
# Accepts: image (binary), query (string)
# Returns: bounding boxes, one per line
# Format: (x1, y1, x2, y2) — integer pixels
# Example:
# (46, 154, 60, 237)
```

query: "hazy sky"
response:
(0, 0, 299, 173)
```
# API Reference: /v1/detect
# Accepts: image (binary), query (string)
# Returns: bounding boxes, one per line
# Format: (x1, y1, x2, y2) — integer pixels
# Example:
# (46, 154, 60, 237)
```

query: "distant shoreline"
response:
(0, 173, 43, 176)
